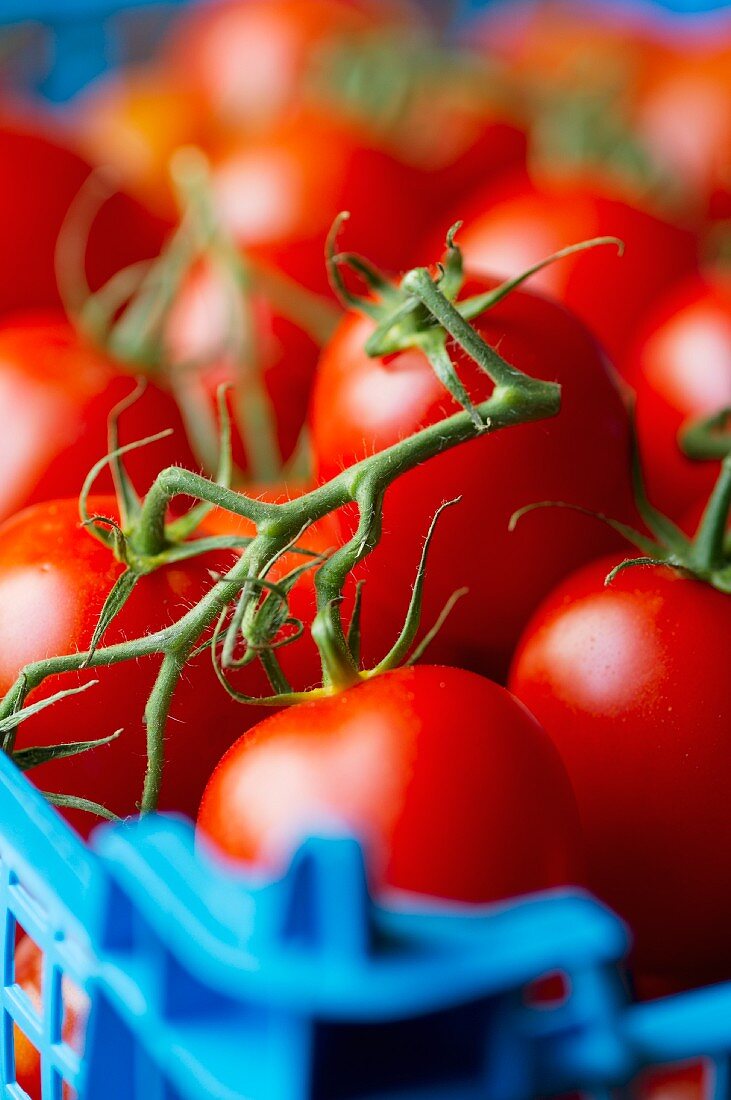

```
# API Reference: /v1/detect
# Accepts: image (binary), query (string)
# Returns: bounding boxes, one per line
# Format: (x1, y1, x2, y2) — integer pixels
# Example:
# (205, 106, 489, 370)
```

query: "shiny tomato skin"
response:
(210, 110, 426, 295)
(0, 314, 197, 524)
(164, 0, 417, 130)
(624, 271, 731, 520)
(509, 557, 731, 983)
(13, 935, 87, 1100)
(0, 497, 270, 833)
(0, 112, 168, 317)
(198, 665, 583, 904)
(443, 170, 699, 365)
(163, 259, 321, 474)
(311, 276, 635, 681)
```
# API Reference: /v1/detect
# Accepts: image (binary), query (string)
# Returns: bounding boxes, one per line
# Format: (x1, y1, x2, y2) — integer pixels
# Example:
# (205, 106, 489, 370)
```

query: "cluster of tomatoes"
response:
(1, 0, 730, 1094)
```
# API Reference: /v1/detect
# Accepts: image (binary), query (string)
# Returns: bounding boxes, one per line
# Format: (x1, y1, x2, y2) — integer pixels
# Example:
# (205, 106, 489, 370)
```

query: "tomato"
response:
(636, 45, 731, 219)
(0, 497, 270, 834)
(310, 275, 634, 682)
(209, 110, 426, 294)
(0, 110, 168, 317)
(75, 65, 208, 221)
(13, 935, 86, 1100)
(164, 0, 417, 131)
(0, 314, 197, 525)
(163, 259, 322, 475)
(636, 1062, 707, 1100)
(624, 270, 731, 520)
(509, 557, 731, 983)
(385, 84, 527, 214)
(440, 170, 698, 365)
(198, 665, 583, 904)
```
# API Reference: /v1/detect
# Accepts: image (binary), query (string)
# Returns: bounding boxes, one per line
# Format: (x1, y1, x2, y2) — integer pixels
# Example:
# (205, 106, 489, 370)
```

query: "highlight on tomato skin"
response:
(207, 108, 428, 296)
(198, 665, 585, 906)
(508, 555, 731, 985)
(432, 168, 699, 366)
(623, 269, 731, 522)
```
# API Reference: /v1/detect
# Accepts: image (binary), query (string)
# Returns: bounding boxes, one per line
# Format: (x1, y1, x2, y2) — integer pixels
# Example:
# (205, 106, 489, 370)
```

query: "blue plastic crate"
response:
(1, 747, 731, 1098)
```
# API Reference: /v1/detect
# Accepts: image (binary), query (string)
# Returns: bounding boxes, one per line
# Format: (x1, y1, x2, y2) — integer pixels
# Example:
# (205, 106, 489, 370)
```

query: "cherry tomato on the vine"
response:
(0, 314, 197, 524)
(624, 269, 731, 521)
(209, 110, 426, 295)
(509, 557, 731, 983)
(441, 170, 699, 364)
(198, 665, 583, 904)
(0, 497, 269, 834)
(311, 275, 635, 681)
(163, 259, 323, 476)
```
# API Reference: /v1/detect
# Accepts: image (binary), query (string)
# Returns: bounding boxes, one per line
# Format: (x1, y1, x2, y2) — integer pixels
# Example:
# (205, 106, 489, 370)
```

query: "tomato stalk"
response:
(0, 254, 560, 818)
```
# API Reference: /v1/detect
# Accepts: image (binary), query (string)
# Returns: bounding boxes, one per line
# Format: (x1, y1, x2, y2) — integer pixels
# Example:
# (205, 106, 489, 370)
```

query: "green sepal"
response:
(82, 570, 140, 667)
(370, 497, 461, 675)
(43, 792, 120, 822)
(14, 730, 121, 772)
(406, 586, 469, 666)
(0, 681, 98, 739)
(346, 580, 366, 667)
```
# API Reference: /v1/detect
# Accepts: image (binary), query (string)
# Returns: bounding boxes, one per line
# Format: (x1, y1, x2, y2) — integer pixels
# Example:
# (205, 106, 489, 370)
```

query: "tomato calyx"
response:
(329, 215, 622, 429)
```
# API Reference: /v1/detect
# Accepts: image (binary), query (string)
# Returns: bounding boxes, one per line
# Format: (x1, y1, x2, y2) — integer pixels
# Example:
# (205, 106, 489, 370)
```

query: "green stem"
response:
(140, 651, 186, 813)
(0, 271, 561, 814)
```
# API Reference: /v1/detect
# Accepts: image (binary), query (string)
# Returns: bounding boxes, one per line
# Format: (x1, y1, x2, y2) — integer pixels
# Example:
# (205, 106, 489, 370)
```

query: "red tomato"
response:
(209, 110, 425, 294)
(163, 259, 322, 475)
(636, 1062, 707, 1100)
(637, 46, 731, 219)
(164, 0, 417, 130)
(0, 497, 269, 833)
(198, 666, 583, 904)
(75, 65, 209, 221)
(0, 314, 197, 524)
(310, 276, 634, 681)
(625, 271, 731, 520)
(442, 170, 698, 365)
(0, 111, 168, 317)
(13, 935, 87, 1100)
(397, 95, 527, 215)
(509, 557, 731, 982)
